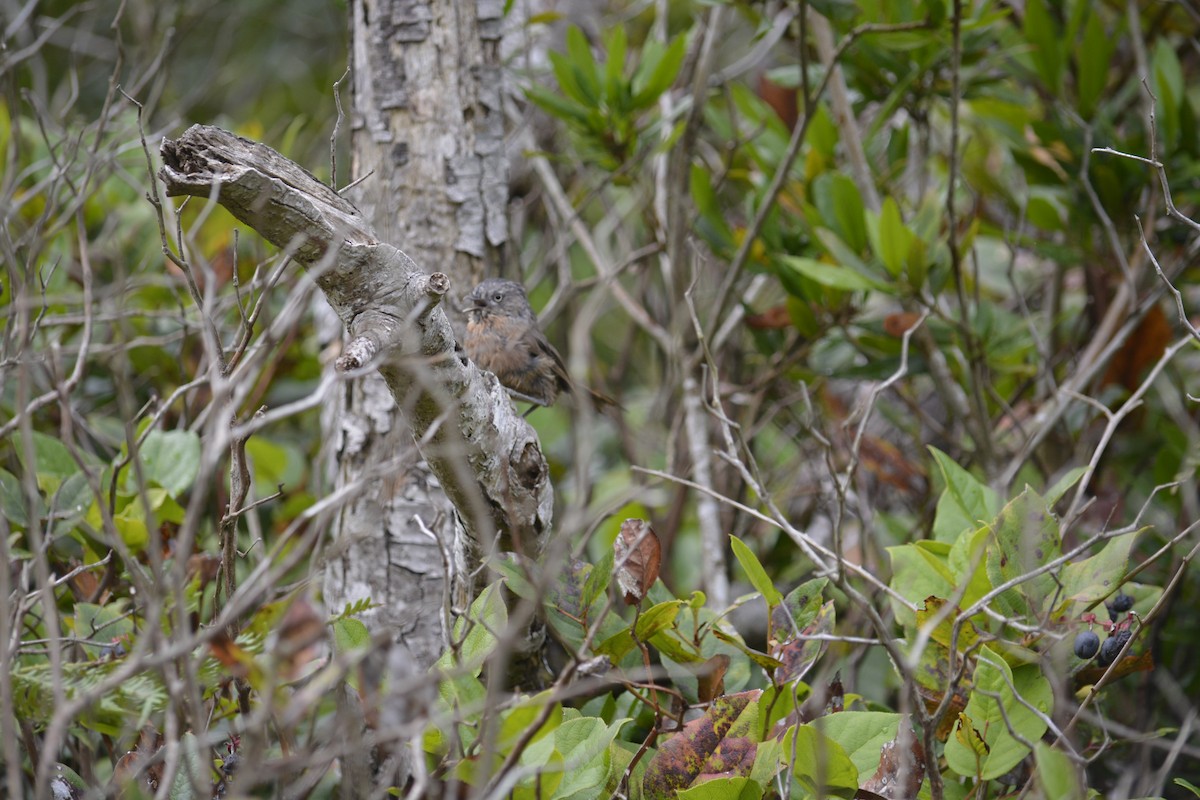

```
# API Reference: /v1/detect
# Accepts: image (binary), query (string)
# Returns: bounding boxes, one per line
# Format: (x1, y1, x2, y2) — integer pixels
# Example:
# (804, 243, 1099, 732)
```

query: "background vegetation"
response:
(3, 0, 1200, 797)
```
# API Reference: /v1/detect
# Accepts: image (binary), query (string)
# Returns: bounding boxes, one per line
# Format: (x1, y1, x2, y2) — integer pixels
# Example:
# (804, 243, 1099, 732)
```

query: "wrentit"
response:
(464, 278, 613, 409)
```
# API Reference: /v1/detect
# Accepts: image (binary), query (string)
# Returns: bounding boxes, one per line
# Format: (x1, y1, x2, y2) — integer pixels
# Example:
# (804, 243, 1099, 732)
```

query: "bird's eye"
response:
(493, 293, 503, 302)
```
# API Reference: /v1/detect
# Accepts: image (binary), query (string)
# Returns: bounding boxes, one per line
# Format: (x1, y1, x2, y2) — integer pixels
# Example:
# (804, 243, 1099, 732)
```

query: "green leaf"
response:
(815, 711, 904, 780)
(562, 26, 601, 106)
(1060, 529, 1141, 608)
(985, 488, 1062, 616)
(632, 34, 687, 109)
(167, 732, 205, 800)
(1075, 8, 1113, 118)
(929, 446, 1001, 543)
(791, 724, 860, 799)
(636, 600, 683, 641)
(730, 536, 783, 606)
(887, 543, 954, 627)
(780, 256, 890, 293)
(499, 691, 562, 751)
(0, 468, 30, 528)
(438, 581, 507, 675)
(677, 777, 762, 800)
(868, 197, 913, 278)
(814, 228, 872, 276)
(1152, 40, 1183, 151)
(136, 430, 201, 496)
(582, 548, 614, 610)
(1043, 467, 1086, 508)
(1024, 0, 1063, 92)
(331, 617, 371, 655)
(1035, 741, 1085, 800)
(603, 25, 627, 107)
(525, 83, 592, 127)
(18, 431, 84, 494)
(944, 646, 1053, 780)
(1176, 778, 1200, 798)
(777, 577, 829, 634)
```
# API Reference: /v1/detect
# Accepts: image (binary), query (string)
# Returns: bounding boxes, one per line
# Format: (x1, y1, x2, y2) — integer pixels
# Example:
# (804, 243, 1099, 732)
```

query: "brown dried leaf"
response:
(859, 727, 926, 799)
(883, 312, 922, 338)
(208, 631, 251, 679)
(614, 519, 661, 606)
(273, 596, 326, 677)
(694, 654, 730, 704)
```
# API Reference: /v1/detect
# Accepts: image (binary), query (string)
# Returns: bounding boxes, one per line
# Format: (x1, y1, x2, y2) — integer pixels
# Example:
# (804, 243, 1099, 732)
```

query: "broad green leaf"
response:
(888, 543, 954, 627)
(136, 430, 201, 497)
(775, 576, 829, 636)
(985, 488, 1062, 617)
(791, 723, 860, 799)
(525, 83, 592, 127)
(1035, 741, 1085, 800)
(730, 536, 783, 606)
(245, 437, 305, 490)
(636, 600, 683, 641)
(1060, 530, 1140, 608)
(438, 581, 507, 675)
(582, 547, 614, 611)
(18, 431, 85, 494)
(331, 617, 371, 655)
(1044, 467, 1086, 508)
(813, 711, 904, 780)
(929, 446, 1000, 542)
(498, 691, 562, 751)
(947, 525, 993, 608)
(944, 646, 1053, 780)
(0, 468, 31, 527)
(562, 26, 601, 106)
(73, 602, 134, 658)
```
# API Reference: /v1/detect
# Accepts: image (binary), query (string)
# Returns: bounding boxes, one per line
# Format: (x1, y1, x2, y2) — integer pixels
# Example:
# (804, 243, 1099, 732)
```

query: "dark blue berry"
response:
(1098, 630, 1132, 666)
(1111, 592, 1134, 613)
(1073, 630, 1100, 659)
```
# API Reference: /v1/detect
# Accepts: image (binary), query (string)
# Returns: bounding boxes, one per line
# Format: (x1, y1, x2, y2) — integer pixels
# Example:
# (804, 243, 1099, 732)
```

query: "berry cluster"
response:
(1072, 592, 1136, 667)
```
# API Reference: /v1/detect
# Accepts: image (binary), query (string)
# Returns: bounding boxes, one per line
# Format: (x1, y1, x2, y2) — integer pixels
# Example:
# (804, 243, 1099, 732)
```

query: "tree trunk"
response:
(323, 0, 510, 668)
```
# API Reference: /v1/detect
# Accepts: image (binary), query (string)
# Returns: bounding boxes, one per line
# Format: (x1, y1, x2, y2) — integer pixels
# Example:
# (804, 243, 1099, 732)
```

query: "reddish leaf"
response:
(614, 519, 661, 606)
(757, 74, 798, 130)
(642, 690, 760, 798)
(1101, 303, 1171, 392)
